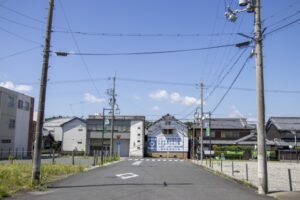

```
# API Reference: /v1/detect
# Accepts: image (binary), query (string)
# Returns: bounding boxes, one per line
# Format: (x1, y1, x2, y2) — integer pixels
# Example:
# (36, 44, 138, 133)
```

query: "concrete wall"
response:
(129, 120, 144, 157)
(62, 119, 87, 152)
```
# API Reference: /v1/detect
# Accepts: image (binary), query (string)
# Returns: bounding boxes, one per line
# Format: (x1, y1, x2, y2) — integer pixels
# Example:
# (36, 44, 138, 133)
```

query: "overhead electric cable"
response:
(0, 27, 43, 45)
(211, 55, 251, 114)
(55, 43, 236, 56)
(0, 15, 44, 31)
(0, 45, 41, 61)
(265, 18, 300, 36)
(57, 0, 102, 97)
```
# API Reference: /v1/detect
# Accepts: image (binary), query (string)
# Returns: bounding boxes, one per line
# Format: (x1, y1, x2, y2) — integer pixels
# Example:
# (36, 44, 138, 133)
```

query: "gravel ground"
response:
(192, 159, 300, 192)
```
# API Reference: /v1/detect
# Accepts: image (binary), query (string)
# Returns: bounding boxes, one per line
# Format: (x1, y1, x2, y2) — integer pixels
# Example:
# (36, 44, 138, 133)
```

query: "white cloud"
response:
(133, 94, 141, 100)
(152, 106, 160, 111)
(0, 81, 32, 93)
(84, 93, 105, 103)
(150, 89, 201, 106)
(149, 90, 168, 100)
(229, 105, 244, 118)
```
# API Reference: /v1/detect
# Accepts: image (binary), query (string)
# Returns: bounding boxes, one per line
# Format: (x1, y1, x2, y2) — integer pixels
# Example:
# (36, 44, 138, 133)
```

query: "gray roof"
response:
(267, 117, 300, 131)
(195, 118, 254, 130)
(44, 117, 84, 127)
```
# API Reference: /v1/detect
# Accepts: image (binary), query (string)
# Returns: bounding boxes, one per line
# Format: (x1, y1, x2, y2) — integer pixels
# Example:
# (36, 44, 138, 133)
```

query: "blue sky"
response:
(0, 0, 300, 121)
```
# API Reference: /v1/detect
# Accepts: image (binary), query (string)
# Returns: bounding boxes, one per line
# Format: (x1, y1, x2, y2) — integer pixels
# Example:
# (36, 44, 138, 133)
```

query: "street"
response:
(10, 159, 272, 200)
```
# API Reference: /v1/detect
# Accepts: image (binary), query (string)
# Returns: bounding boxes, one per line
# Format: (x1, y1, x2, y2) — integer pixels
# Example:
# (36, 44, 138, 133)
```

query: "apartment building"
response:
(0, 86, 34, 158)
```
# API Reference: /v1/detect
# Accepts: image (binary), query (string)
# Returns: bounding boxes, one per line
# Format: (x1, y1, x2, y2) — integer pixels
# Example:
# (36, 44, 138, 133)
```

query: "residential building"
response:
(86, 115, 145, 157)
(146, 114, 188, 159)
(266, 117, 300, 160)
(43, 117, 87, 152)
(0, 86, 34, 158)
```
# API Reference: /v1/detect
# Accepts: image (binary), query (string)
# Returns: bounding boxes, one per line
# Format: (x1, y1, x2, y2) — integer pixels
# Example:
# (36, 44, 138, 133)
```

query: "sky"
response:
(0, 0, 300, 122)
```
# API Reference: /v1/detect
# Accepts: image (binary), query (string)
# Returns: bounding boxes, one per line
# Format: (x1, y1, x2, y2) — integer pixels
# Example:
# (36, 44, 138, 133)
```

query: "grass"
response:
(0, 163, 84, 199)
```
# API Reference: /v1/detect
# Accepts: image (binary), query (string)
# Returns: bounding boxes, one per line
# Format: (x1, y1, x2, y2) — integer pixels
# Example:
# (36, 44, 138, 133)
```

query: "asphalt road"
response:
(9, 158, 273, 200)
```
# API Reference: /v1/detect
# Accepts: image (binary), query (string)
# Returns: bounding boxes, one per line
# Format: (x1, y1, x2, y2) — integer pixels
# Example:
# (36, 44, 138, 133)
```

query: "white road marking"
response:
(175, 160, 178, 162)
(140, 159, 144, 161)
(128, 159, 133, 161)
(134, 158, 139, 161)
(157, 159, 161, 161)
(169, 160, 173, 161)
(116, 173, 139, 180)
(163, 159, 167, 161)
(132, 161, 143, 166)
(152, 159, 156, 161)
(146, 159, 150, 161)
(180, 160, 184, 162)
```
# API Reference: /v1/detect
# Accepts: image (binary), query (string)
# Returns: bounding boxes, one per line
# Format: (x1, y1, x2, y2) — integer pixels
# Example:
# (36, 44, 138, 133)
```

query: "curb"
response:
(83, 159, 123, 172)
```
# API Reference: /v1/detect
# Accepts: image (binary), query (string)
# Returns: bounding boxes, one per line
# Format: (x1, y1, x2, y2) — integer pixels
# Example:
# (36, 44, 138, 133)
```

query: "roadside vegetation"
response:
(0, 163, 84, 199)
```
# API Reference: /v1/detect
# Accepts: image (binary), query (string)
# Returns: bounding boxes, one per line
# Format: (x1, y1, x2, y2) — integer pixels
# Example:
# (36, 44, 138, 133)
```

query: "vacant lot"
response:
(192, 159, 300, 192)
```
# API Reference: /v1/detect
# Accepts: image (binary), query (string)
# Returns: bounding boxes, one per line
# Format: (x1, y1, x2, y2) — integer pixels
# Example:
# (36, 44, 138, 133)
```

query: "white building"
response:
(147, 114, 188, 159)
(87, 115, 145, 157)
(0, 86, 34, 158)
(43, 117, 87, 152)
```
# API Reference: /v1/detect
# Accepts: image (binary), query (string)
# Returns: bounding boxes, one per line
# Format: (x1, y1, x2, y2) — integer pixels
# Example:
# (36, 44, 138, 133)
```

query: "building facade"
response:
(43, 117, 87, 152)
(86, 115, 145, 157)
(146, 114, 188, 159)
(0, 86, 34, 158)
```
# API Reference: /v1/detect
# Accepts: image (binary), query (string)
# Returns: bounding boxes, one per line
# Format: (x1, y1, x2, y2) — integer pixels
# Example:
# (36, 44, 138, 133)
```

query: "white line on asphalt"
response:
(128, 159, 133, 161)
(152, 159, 156, 161)
(163, 159, 167, 161)
(175, 160, 178, 162)
(169, 160, 173, 161)
(134, 158, 139, 161)
(146, 159, 149, 161)
(116, 173, 139, 180)
(180, 160, 184, 162)
(132, 161, 143, 166)
(157, 159, 161, 161)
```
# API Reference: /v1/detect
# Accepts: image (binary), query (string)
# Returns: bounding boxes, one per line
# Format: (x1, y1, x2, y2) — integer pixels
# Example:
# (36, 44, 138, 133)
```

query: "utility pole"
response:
(254, 0, 268, 194)
(32, 0, 54, 184)
(200, 82, 204, 163)
(109, 77, 116, 157)
(192, 121, 195, 159)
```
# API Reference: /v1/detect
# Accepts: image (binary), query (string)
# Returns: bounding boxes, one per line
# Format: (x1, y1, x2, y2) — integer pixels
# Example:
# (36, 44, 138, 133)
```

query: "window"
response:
(18, 100, 23, 109)
(1, 139, 11, 143)
(163, 129, 173, 134)
(137, 133, 141, 136)
(77, 141, 82, 144)
(137, 146, 140, 149)
(24, 101, 30, 111)
(78, 128, 83, 131)
(137, 127, 141, 129)
(9, 119, 15, 129)
(8, 96, 14, 107)
(137, 140, 140, 143)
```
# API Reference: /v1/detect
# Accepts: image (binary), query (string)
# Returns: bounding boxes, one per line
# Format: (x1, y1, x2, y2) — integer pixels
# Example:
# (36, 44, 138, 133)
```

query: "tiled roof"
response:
(195, 118, 254, 130)
(267, 117, 300, 131)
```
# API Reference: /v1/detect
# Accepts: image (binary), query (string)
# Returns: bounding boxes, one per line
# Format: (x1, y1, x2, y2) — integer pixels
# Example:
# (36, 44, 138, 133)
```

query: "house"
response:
(0, 86, 34, 158)
(86, 115, 145, 157)
(266, 117, 300, 147)
(43, 117, 87, 152)
(146, 114, 188, 159)
(193, 118, 256, 148)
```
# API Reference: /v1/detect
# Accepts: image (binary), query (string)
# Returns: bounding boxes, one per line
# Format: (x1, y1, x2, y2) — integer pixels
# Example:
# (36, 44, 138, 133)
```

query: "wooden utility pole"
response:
(32, 0, 54, 183)
(254, 0, 268, 194)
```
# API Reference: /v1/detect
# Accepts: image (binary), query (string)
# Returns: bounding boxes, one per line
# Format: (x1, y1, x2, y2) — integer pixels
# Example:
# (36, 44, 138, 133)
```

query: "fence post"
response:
(72, 150, 75, 165)
(288, 169, 293, 191)
(52, 149, 55, 164)
(21, 148, 24, 159)
(246, 163, 249, 181)
(93, 150, 96, 166)
(232, 161, 234, 176)
(206, 158, 207, 166)
(0, 148, 2, 160)
(221, 160, 223, 172)
(15, 148, 18, 158)
(8, 148, 11, 159)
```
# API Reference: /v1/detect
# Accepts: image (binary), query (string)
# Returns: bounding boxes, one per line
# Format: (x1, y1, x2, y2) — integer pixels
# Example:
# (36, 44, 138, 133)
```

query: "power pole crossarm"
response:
(32, 0, 54, 184)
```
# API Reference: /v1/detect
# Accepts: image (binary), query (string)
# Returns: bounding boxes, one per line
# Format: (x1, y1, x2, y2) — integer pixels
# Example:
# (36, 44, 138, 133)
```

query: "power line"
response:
(205, 48, 249, 100)
(211, 55, 251, 114)
(55, 43, 236, 56)
(0, 4, 45, 24)
(117, 77, 196, 87)
(265, 10, 300, 29)
(57, 0, 102, 98)
(53, 29, 243, 37)
(0, 27, 43, 45)
(263, 0, 300, 22)
(265, 18, 300, 36)
(0, 45, 41, 61)
(0, 15, 44, 31)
